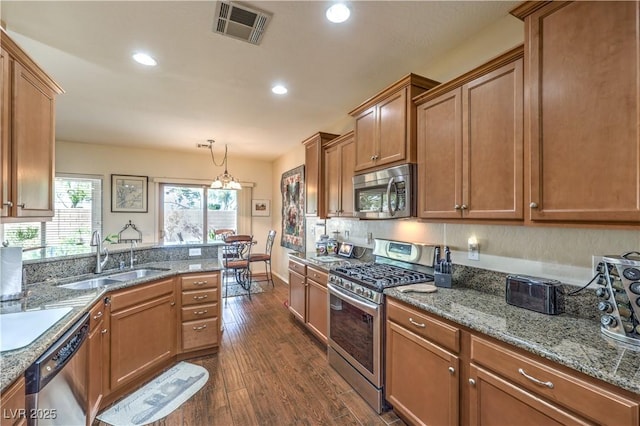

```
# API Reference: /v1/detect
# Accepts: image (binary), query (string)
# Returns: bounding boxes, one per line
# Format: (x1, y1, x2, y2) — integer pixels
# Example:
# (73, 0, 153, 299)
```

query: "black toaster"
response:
(505, 275, 565, 315)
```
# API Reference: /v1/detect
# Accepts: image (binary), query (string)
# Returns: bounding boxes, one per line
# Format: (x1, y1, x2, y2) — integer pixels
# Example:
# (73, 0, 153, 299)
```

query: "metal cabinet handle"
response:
(193, 295, 208, 300)
(518, 368, 554, 389)
(529, 202, 538, 208)
(104, 296, 111, 306)
(101, 329, 108, 334)
(469, 378, 476, 386)
(16, 203, 25, 208)
(461, 204, 468, 210)
(409, 318, 426, 328)
(170, 301, 176, 306)
(454, 204, 461, 210)
(194, 310, 208, 315)
(93, 311, 103, 320)
(2, 201, 13, 207)
(192, 281, 208, 286)
(370, 155, 376, 161)
(448, 367, 455, 375)
(193, 324, 208, 331)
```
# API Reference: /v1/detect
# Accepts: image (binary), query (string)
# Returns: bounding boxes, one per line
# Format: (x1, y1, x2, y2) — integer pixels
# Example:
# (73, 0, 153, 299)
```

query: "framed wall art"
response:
(280, 165, 305, 252)
(252, 199, 271, 217)
(111, 174, 148, 213)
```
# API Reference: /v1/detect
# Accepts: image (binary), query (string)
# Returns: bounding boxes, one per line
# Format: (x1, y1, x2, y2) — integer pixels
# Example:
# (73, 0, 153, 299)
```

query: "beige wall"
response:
(56, 140, 273, 249)
(269, 13, 640, 286)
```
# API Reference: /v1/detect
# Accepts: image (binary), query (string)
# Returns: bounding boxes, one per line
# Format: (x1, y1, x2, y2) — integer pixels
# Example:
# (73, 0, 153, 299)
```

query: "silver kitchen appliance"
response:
(353, 164, 415, 219)
(505, 275, 564, 315)
(25, 313, 89, 425)
(327, 239, 435, 413)
(596, 252, 640, 347)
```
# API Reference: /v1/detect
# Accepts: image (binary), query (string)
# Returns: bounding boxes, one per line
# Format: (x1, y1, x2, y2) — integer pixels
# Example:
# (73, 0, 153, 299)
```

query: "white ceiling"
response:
(1, 1, 518, 161)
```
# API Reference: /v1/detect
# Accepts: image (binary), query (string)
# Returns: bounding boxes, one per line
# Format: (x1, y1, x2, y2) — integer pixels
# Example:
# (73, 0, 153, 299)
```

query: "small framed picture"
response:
(111, 174, 148, 213)
(252, 199, 270, 217)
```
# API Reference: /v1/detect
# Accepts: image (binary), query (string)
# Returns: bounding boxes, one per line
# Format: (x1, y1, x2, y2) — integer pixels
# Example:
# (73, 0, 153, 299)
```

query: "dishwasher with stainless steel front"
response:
(24, 313, 89, 426)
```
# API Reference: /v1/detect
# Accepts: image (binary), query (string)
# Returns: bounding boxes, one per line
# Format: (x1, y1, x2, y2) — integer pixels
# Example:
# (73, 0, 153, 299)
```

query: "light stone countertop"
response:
(385, 286, 640, 396)
(0, 259, 223, 392)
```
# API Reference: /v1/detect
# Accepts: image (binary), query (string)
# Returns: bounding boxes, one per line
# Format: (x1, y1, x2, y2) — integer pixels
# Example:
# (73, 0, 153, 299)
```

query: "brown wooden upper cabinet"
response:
(415, 47, 524, 221)
(324, 131, 356, 218)
(349, 74, 439, 173)
(303, 132, 339, 217)
(512, 1, 640, 224)
(0, 29, 63, 220)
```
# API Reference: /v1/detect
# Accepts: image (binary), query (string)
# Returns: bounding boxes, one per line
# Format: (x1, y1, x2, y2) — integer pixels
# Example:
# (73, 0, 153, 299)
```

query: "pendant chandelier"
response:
(200, 139, 242, 190)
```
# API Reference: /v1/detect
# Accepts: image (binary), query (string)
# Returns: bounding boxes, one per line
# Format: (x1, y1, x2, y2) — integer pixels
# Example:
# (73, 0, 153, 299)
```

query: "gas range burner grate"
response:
(332, 262, 433, 291)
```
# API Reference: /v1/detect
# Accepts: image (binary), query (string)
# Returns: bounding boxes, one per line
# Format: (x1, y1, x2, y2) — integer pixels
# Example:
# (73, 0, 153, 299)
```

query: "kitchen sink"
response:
(58, 268, 170, 290)
(107, 268, 169, 281)
(58, 277, 122, 290)
(0, 307, 73, 352)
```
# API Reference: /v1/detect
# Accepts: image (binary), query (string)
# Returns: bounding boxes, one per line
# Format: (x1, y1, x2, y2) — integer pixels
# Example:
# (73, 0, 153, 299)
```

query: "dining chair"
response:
(249, 230, 277, 288)
(222, 234, 254, 301)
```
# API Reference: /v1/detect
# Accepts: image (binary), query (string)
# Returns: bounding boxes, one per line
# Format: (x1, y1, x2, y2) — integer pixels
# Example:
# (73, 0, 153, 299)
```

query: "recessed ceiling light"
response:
(272, 85, 288, 95)
(326, 3, 350, 23)
(132, 52, 157, 66)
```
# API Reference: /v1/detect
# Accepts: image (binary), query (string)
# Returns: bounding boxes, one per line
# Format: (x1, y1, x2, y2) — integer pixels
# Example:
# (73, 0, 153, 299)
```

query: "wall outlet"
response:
(189, 248, 202, 257)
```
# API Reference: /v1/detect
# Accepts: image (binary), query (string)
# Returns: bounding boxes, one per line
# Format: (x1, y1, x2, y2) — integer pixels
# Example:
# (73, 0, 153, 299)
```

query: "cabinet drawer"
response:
(110, 278, 175, 312)
(181, 288, 217, 306)
(181, 273, 218, 291)
(182, 318, 218, 351)
(181, 302, 217, 322)
(89, 299, 106, 331)
(288, 259, 306, 276)
(387, 298, 460, 353)
(0, 376, 26, 426)
(471, 336, 639, 426)
(307, 266, 328, 285)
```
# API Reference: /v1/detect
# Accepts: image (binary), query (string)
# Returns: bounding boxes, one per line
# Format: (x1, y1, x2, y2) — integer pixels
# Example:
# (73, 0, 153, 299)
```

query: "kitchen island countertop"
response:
(0, 259, 222, 392)
(385, 285, 640, 396)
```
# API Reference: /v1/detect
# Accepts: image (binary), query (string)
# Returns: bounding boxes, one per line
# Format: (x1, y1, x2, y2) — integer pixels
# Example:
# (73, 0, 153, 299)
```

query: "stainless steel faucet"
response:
(90, 230, 109, 273)
(129, 240, 137, 269)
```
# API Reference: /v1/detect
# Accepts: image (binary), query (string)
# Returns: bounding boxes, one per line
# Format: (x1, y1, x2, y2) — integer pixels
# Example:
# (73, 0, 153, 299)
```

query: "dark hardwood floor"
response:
(96, 278, 406, 426)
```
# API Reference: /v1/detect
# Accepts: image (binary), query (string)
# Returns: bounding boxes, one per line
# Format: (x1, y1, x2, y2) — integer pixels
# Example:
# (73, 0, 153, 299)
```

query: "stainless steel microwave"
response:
(353, 164, 415, 219)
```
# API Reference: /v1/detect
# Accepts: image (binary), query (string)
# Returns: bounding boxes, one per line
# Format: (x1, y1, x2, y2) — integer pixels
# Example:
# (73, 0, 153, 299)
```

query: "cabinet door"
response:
(305, 278, 327, 344)
(288, 270, 306, 322)
(87, 320, 104, 425)
(339, 136, 356, 217)
(109, 293, 176, 391)
(12, 62, 55, 218)
(354, 106, 377, 171)
(386, 320, 459, 426)
(463, 58, 523, 220)
(377, 89, 407, 166)
(305, 138, 321, 216)
(527, 1, 640, 222)
(417, 88, 462, 219)
(469, 364, 590, 426)
(324, 143, 341, 217)
(1, 47, 9, 218)
(0, 377, 26, 426)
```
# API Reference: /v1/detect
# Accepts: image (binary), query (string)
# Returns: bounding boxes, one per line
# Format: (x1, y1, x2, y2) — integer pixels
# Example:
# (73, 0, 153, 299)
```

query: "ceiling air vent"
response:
(213, 1, 272, 45)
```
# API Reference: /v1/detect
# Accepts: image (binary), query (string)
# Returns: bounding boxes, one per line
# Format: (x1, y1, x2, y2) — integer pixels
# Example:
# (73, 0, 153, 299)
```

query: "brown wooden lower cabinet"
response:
(288, 258, 328, 344)
(0, 376, 26, 426)
(385, 298, 640, 426)
(86, 298, 108, 425)
(179, 272, 221, 353)
(109, 278, 177, 392)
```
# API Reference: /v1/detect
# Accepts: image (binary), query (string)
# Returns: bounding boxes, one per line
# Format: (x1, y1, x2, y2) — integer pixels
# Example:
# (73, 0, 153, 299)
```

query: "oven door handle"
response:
(328, 283, 379, 316)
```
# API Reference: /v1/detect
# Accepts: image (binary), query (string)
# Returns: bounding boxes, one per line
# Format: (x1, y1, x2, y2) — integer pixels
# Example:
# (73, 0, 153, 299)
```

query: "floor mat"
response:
(223, 280, 266, 298)
(97, 362, 208, 426)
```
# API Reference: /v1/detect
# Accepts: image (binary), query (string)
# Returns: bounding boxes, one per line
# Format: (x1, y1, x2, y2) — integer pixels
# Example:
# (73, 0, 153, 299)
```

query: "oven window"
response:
(329, 293, 374, 374)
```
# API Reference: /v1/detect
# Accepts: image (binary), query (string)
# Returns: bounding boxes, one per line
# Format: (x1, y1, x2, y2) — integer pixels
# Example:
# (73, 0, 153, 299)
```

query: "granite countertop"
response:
(0, 258, 223, 392)
(385, 286, 640, 396)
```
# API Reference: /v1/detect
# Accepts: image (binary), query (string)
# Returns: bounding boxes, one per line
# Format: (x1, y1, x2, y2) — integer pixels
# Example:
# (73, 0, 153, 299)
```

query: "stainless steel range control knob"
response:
(600, 315, 618, 328)
(595, 288, 610, 299)
(356, 287, 363, 295)
(630, 282, 640, 295)
(618, 304, 632, 318)
(329, 276, 335, 283)
(598, 301, 613, 313)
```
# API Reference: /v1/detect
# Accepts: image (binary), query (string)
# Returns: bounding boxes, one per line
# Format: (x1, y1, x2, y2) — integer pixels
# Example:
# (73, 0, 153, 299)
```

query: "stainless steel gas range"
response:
(327, 239, 435, 413)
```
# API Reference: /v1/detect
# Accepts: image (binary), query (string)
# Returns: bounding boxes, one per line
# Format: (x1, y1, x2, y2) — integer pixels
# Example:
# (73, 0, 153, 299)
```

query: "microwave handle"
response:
(386, 177, 397, 216)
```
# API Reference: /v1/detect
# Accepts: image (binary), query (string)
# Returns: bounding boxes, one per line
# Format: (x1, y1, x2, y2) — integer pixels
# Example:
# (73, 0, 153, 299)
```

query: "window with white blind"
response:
(160, 184, 238, 243)
(2, 175, 102, 256)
